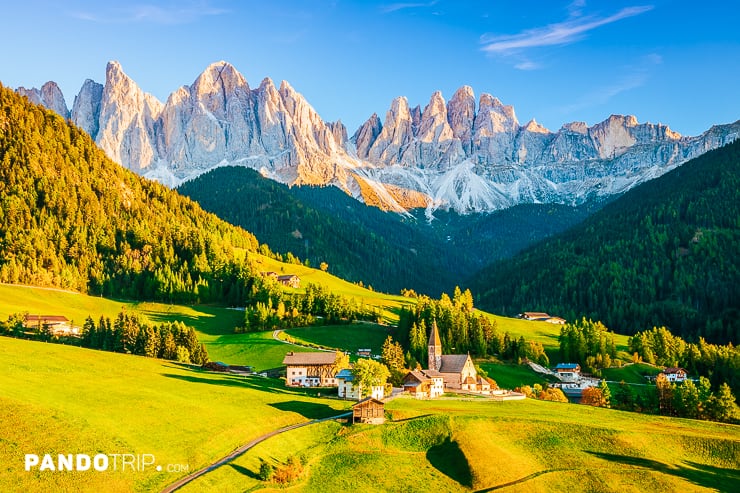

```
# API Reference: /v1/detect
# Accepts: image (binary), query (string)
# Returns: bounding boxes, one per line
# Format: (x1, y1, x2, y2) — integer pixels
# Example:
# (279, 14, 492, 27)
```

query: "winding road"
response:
(160, 411, 352, 493)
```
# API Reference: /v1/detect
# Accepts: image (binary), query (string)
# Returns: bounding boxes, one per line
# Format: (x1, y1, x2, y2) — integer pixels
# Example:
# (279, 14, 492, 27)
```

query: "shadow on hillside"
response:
(426, 437, 473, 488)
(587, 452, 740, 493)
(161, 372, 295, 395)
(269, 400, 341, 420)
(228, 463, 259, 480)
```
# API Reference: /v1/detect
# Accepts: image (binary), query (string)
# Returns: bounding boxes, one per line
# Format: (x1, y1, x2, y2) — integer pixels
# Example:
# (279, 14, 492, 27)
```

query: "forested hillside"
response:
(469, 139, 740, 344)
(177, 167, 595, 295)
(0, 84, 262, 304)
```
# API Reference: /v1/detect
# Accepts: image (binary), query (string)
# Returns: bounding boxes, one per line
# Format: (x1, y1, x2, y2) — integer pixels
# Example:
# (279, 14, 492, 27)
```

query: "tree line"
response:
(240, 282, 380, 332)
(396, 287, 549, 367)
(629, 326, 739, 398)
(0, 311, 208, 365)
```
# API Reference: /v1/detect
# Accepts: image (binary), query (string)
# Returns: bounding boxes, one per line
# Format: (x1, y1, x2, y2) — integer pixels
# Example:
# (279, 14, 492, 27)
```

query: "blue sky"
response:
(1, 0, 738, 136)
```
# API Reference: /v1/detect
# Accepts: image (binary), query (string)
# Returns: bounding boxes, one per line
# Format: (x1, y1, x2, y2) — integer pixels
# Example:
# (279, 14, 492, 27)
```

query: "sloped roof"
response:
(663, 367, 686, 374)
(353, 397, 384, 408)
(403, 370, 430, 385)
(422, 369, 443, 378)
(555, 363, 580, 370)
(439, 354, 471, 374)
(336, 369, 354, 381)
(282, 351, 337, 366)
(463, 376, 477, 385)
(25, 315, 69, 323)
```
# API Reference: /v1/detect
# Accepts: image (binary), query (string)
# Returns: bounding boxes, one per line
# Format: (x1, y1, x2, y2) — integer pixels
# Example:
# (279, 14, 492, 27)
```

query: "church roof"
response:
(428, 321, 442, 347)
(439, 354, 471, 374)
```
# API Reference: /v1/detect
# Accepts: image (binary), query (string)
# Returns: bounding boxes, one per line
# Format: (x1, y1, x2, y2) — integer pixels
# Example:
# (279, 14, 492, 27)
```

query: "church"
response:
(427, 321, 489, 392)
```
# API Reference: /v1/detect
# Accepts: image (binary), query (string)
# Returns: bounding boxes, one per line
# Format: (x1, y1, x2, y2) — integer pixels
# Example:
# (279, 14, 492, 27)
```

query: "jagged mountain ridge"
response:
(17, 60, 740, 214)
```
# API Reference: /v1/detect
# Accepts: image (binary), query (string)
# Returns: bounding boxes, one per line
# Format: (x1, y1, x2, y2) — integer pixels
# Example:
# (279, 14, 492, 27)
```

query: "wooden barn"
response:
(352, 397, 385, 424)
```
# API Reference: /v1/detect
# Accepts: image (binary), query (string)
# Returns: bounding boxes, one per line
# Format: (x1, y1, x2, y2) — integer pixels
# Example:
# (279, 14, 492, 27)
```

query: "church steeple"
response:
(428, 320, 442, 371)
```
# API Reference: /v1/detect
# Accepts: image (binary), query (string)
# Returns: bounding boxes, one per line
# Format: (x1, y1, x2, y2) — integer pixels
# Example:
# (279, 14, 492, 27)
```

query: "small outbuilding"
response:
(555, 363, 581, 382)
(352, 397, 385, 424)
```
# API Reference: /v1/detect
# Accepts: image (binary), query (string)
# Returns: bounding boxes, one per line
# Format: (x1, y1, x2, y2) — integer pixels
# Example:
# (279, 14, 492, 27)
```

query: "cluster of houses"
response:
(281, 322, 496, 403)
(260, 272, 301, 288)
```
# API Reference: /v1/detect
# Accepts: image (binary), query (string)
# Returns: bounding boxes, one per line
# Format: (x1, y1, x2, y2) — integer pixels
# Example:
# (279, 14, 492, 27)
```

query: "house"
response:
(518, 312, 566, 324)
(260, 271, 278, 280)
(277, 274, 300, 288)
(555, 363, 581, 382)
(662, 367, 688, 383)
(336, 368, 384, 400)
(518, 312, 551, 321)
(282, 351, 342, 387)
(352, 397, 385, 424)
(402, 370, 445, 399)
(427, 321, 479, 391)
(357, 348, 372, 357)
(23, 315, 78, 336)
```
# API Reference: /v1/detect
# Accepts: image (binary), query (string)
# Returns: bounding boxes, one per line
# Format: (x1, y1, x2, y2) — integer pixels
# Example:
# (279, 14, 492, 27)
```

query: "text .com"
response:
(24, 454, 190, 473)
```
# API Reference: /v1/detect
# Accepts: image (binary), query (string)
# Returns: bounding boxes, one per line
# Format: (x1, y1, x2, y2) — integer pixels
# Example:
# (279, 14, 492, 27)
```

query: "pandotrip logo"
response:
(24, 454, 190, 473)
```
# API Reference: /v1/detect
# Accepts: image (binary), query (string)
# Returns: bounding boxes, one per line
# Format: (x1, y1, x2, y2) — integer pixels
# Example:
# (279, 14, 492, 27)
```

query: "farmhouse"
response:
(352, 397, 385, 424)
(336, 368, 384, 400)
(661, 367, 688, 382)
(518, 312, 566, 324)
(23, 315, 78, 336)
(282, 351, 342, 387)
(555, 363, 581, 382)
(427, 321, 485, 391)
(277, 275, 300, 288)
(402, 370, 445, 399)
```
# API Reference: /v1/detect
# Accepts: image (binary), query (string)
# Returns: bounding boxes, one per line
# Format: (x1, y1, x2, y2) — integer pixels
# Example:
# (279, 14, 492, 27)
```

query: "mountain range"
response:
(16, 60, 740, 214)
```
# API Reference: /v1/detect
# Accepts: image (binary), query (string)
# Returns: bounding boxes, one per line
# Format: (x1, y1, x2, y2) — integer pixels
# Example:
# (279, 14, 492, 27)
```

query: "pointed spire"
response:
(429, 320, 442, 348)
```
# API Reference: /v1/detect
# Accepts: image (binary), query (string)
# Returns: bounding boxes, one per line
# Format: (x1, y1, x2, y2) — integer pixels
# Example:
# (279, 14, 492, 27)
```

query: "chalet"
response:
(518, 312, 566, 324)
(277, 274, 300, 288)
(662, 367, 688, 383)
(519, 312, 551, 321)
(427, 321, 480, 391)
(555, 363, 581, 382)
(356, 348, 372, 357)
(336, 368, 384, 400)
(352, 397, 385, 424)
(403, 370, 445, 399)
(23, 315, 77, 336)
(282, 351, 342, 387)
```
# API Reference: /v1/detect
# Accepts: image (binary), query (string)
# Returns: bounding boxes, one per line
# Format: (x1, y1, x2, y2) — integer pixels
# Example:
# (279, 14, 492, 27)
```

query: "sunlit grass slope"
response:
(0, 337, 350, 493)
(182, 396, 740, 493)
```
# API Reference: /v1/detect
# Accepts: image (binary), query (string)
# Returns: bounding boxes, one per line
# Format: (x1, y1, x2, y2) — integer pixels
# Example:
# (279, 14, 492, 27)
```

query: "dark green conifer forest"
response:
(469, 139, 740, 345)
(0, 84, 263, 304)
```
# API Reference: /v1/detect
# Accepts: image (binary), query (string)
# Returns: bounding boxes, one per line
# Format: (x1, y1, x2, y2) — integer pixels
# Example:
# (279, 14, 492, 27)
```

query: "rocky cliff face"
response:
(16, 61, 740, 214)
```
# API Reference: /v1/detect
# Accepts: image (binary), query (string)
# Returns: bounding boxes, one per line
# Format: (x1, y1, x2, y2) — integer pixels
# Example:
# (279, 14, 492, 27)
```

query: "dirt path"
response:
(160, 411, 352, 493)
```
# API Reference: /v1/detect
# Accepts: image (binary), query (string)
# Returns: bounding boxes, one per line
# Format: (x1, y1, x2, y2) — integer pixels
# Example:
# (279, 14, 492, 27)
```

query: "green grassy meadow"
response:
(282, 323, 393, 355)
(180, 396, 740, 492)
(0, 337, 350, 493)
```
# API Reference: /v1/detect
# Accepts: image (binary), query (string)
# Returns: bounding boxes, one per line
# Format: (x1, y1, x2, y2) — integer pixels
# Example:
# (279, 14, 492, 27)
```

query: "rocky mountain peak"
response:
(16, 81, 69, 119)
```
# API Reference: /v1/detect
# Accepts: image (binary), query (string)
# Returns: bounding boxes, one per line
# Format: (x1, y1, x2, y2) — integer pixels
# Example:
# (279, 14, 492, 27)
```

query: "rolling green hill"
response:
(469, 139, 740, 344)
(5, 335, 735, 493)
(177, 166, 596, 296)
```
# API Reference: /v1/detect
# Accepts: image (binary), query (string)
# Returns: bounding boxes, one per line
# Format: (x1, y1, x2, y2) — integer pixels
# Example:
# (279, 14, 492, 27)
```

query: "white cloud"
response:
(514, 60, 541, 71)
(380, 1, 439, 14)
(481, 5, 653, 54)
(71, 1, 228, 25)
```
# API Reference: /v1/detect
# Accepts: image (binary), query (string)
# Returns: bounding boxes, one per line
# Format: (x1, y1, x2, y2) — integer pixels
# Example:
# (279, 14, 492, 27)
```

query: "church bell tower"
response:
(428, 320, 442, 371)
